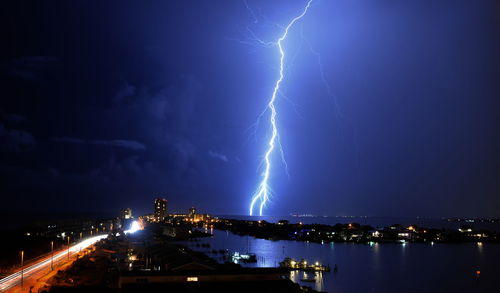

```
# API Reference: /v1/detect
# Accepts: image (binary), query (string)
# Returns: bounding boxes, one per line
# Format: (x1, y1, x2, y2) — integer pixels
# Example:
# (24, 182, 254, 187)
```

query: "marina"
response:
(186, 228, 500, 292)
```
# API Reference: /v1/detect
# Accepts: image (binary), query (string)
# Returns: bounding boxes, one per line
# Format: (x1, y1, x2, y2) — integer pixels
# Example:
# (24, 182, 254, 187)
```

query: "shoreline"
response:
(211, 218, 500, 245)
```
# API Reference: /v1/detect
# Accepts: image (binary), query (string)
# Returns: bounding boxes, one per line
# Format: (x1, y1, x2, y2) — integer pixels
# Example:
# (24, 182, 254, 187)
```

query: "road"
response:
(0, 235, 108, 292)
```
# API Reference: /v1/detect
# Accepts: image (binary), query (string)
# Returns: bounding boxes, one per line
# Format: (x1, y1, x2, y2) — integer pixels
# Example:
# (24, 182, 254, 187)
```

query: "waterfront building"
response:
(121, 208, 132, 219)
(154, 198, 168, 222)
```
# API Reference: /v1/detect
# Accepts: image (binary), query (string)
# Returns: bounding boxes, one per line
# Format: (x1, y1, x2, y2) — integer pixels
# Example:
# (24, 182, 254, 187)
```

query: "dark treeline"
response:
(213, 219, 500, 244)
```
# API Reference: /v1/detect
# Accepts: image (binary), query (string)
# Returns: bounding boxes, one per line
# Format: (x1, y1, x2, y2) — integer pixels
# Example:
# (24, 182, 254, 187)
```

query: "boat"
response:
(280, 257, 330, 272)
(232, 252, 257, 263)
(228, 236, 257, 263)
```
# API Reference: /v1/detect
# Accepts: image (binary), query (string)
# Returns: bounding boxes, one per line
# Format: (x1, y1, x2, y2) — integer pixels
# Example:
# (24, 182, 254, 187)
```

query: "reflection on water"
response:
(186, 229, 500, 293)
(289, 270, 324, 292)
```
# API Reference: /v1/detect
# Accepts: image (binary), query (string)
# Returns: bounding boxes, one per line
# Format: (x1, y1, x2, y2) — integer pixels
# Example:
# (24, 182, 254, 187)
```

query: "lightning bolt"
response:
(249, 0, 314, 216)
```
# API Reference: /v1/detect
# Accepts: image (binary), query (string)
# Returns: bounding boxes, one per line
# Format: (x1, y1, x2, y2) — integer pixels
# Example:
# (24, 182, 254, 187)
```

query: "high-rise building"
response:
(154, 198, 167, 221)
(121, 208, 132, 219)
(188, 207, 196, 217)
(120, 208, 133, 230)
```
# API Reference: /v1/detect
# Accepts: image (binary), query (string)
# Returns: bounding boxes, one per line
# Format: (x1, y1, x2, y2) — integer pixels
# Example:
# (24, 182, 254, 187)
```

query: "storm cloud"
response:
(53, 137, 147, 151)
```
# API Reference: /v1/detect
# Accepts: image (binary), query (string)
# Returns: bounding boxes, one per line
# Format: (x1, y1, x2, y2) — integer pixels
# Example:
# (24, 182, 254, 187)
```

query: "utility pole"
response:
(67, 236, 70, 260)
(20, 250, 24, 289)
(51, 241, 54, 270)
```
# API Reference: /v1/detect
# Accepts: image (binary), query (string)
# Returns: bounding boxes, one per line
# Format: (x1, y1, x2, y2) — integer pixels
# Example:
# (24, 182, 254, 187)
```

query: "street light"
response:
(51, 241, 54, 270)
(80, 232, 82, 240)
(20, 250, 24, 289)
(67, 236, 70, 260)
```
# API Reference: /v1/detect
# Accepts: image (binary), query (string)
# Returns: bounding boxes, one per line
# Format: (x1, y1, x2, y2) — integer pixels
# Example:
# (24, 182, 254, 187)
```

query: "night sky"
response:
(1, 0, 499, 218)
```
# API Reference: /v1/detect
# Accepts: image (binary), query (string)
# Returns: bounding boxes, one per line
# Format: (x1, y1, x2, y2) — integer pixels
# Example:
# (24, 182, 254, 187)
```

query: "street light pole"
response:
(67, 236, 70, 260)
(20, 250, 24, 289)
(51, 241, 54, 270)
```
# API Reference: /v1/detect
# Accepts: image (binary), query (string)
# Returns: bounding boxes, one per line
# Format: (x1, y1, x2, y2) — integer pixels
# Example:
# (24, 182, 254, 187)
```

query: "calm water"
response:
(187, 228, 500, 293)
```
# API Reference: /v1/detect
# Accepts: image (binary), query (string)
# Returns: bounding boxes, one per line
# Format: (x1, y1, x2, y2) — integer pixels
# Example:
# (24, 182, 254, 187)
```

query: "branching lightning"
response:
(249, 0, 314, 216)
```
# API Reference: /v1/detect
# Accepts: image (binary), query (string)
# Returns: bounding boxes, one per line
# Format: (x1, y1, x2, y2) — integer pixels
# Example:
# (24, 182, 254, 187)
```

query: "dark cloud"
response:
(4, 113, 26, 124)
(208, 150, 229, 163)
(102, 75, 204, 183)
(52, 137, 85, 144)
(113, 83, 136, 104)
(0, 74, 210, 213)
(0, 123, 36, 152)
(95, 140, 146, 150)
(52, 137, 146, 151)
(5, 56, 59, 81)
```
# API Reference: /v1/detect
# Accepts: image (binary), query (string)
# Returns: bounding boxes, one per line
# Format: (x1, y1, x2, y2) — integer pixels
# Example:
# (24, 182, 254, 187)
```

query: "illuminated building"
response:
(193, 213, 208, 222)
(189, 207, 196, 217)
(121, 208, 132, 219)
(154, 198, 168, 222)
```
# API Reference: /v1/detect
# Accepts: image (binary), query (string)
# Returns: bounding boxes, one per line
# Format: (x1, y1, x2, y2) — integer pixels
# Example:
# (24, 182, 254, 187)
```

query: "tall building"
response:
(154, 198, 167, 221)
(188, 207, 196, 217)
(121, 208, 132, 219)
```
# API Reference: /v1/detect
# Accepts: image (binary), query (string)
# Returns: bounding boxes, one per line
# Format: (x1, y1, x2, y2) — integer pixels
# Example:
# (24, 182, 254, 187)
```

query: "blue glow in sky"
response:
(249, 0, 314, 216)
(0, 0, 499, 218)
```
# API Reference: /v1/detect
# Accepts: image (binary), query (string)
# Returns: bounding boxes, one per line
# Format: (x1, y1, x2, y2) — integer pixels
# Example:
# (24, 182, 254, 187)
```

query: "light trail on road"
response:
(0, 234, 108, 292)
